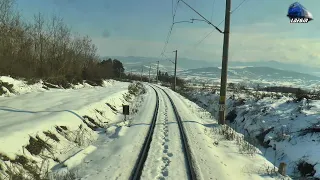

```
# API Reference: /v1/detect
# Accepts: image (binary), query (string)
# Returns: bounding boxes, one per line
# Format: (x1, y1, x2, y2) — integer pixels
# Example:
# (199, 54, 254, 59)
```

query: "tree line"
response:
(157, 70, 185, 87)
(0, 0, 187, 90)
(0, 0, 125, 88)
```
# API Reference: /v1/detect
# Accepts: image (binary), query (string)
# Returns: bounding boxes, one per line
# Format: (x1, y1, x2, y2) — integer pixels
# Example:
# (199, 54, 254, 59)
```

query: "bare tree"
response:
(33, 12, 46, 76)
(0, 0, 116, 87)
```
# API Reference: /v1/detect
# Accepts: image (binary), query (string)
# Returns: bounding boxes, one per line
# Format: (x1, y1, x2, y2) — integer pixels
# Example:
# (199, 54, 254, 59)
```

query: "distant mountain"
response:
(104, 55, 320, 88)
(180, 66, 319, 80)
(228, 60, 320, 75)
(104, 56, 320, 77)
(104, 56, 217, 71)
(181, 67, 222, 77)
(233, 66, 319, 80)
(179, 66, 320, 88)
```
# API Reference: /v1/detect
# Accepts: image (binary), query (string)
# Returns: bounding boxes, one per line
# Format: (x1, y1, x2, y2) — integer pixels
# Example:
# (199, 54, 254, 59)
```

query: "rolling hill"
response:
(105, 56, 320, 88)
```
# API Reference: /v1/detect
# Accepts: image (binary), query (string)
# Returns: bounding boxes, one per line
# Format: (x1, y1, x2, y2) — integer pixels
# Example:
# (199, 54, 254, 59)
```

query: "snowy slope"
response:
(0, 81, 128, 158)
(182, 88, 320, 179)
(161, 87, 291, 180)
(76, 86, 157, 179)
(0, 76, 118, 96)
(0, 77, 139, 179)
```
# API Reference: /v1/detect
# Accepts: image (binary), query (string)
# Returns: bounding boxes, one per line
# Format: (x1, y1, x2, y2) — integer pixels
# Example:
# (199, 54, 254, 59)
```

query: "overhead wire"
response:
(162, 52, 175, 64)
(231, 0, 248, 14)
(194, 0, 249, 49)
(160, 0, 180, 57)
(179, 0, 223, 33)
(160, 0, 249, 65)
(194, 19, 224, 47)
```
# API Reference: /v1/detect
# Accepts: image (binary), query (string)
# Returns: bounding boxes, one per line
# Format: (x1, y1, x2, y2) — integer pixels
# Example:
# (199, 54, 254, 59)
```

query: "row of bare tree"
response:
(0, 0, 119, 86)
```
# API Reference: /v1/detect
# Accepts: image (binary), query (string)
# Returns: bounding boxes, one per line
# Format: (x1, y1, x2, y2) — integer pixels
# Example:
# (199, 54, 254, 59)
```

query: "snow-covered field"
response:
(0, 76, 291, 180)
(0, 76, 139, 179)
(181, 87, 320, 179)
(183, 76, 320, 91)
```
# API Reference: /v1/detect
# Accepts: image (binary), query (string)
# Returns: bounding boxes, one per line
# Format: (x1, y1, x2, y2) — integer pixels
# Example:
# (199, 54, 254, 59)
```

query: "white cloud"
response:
(93, 22, 320, 67)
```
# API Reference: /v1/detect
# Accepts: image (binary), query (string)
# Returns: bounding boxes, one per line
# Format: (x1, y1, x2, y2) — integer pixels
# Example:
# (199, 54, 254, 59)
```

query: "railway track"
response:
(129, 84, 197, 180)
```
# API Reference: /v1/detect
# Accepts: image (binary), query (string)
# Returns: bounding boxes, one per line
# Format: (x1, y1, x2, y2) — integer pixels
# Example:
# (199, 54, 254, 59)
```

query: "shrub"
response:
(45, 77, 71, 89)
(238, 138, 258, 155)
(43, 131, 60, 142)
(295, 88, 310, 102)
(0, 80, 14, 95)
(299, 122, 320, 136)
(235, 98, 246, 106)
(226, 109, 237, 123)
(85, 79, 103, 86)
(25, 136, 52, 156)
(26, 78, 40, 85)
(49, 170, 78, 180)
(128, 84, 139, 95)
(296, 160, 317, 177)
(255, 127, 274, 148)
(128, 82, 146, 96)
(219, 125, 236, 141)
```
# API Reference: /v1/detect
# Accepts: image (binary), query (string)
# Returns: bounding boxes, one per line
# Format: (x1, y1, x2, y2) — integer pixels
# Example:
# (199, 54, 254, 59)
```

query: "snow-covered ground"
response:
(181, 87, 320, 179)
(162, 87, 290, 180)
(182, 76, 320, 91)
(0, 76, 139, 179)
(0, 76, 291, 180)
(75, 85, 157, 180)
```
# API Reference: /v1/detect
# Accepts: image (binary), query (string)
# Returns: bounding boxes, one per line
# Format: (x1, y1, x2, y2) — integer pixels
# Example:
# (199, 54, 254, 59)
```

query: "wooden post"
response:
(278, 162, 287, 176)
(218, 0, 232, 125)
(173, 50, 177, 91)
(156, 61, 159, 83)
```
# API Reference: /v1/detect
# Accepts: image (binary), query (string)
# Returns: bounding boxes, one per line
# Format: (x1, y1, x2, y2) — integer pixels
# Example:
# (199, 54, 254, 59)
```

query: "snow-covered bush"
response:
(128, 82, 146, 96)
(296, 160, 317, 178)
(0, 80, 14, 95)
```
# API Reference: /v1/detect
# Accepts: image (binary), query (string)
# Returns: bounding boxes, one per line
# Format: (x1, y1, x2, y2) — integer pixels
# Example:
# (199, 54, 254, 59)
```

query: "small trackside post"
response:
(123, 104, 129, 121)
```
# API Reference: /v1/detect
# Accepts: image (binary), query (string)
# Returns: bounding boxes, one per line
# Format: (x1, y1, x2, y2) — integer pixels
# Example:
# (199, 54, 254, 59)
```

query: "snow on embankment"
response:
(0, 76, 138, 179)
(0, 76, 117, 97)
(181, 88, 320, 179)
(163, 87, 290, 180)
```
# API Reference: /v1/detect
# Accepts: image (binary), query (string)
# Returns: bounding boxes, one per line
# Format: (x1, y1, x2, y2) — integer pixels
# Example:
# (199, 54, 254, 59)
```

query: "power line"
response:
(194, 20, 224, 47)
(172, 0, 179, 22)
(160, 0, 248, 61)
(180, 0, 223, 33)
(162, 0, 224, 52)
(231, 0, 248, 14)
(194, 0, 249, 48)
(161, 53, 175, 64)
(161, 0, 223, 59)
(160, 0, 180, 57)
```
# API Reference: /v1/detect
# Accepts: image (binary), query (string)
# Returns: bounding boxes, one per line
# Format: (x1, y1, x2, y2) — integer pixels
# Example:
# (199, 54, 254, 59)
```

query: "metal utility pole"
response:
(156, 61, 159, 83)
(148, 64, 151, 83)
(218, 0, 231, 125)
(140, 66, 143, 81)
(173, 50, 178, 91)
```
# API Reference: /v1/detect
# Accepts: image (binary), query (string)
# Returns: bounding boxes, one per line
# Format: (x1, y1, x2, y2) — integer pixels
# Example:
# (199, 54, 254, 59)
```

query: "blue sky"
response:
(15, 0, 320, 66)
